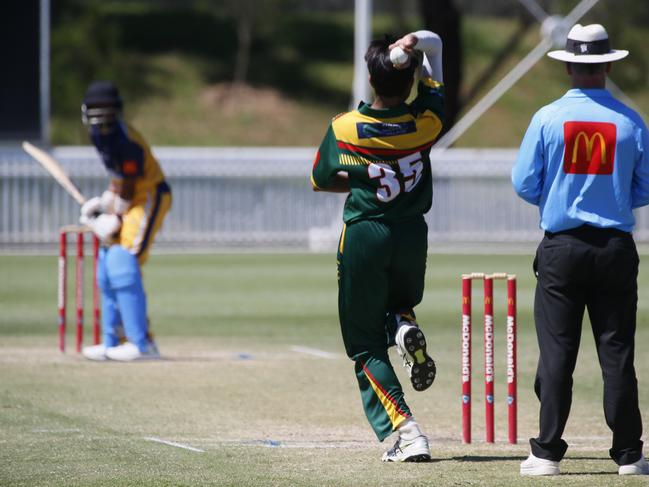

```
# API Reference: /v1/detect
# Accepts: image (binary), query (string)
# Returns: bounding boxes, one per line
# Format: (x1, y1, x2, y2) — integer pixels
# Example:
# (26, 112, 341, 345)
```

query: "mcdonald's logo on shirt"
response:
(563, 121, 616, 175)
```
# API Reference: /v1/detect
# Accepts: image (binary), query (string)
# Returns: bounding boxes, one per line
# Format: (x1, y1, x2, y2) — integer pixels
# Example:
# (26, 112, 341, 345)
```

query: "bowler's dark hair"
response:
(365, 35, 418, 98)
(569, 62, 607, 75)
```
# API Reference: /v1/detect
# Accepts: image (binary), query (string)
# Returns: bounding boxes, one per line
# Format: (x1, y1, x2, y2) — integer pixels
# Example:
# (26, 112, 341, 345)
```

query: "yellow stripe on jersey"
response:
(331, 111, 442, 152)
(338, 224, 347, 254)
(339, 153, 398, 167)
(362, 366, 410, 430)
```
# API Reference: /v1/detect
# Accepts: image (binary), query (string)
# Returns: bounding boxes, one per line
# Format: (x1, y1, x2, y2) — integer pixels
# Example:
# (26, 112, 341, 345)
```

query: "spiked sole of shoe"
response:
(403, 327, 436, 392)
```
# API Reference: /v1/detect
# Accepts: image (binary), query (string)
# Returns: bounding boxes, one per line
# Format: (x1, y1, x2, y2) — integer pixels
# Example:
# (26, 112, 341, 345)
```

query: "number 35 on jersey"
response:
(367, 152, 424, 202)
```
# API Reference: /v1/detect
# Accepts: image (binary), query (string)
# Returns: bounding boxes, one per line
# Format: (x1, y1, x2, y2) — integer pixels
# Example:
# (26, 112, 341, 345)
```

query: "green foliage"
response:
(48, 3, 649, 146)
(50, 0, 171, 142)
(560, 0, 648, 91)
(51, 1, 121, 118)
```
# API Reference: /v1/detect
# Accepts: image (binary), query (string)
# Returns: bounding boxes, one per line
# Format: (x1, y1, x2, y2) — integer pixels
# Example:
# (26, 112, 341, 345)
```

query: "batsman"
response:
(312, 30, 443, 461)
(79, 81, 171, 362)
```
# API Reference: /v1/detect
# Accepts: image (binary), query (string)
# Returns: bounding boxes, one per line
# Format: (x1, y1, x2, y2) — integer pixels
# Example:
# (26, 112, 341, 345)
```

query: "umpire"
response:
(512, 24, 649, 476)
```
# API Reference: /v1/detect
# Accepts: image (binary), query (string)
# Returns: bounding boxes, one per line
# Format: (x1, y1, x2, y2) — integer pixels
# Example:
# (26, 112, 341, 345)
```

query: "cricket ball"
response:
(390, 47, 409, 68)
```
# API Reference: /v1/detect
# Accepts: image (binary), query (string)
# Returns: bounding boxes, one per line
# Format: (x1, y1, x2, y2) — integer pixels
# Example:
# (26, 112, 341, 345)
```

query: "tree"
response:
(229, 0, 255, 85)
(216, 0, 291, 87)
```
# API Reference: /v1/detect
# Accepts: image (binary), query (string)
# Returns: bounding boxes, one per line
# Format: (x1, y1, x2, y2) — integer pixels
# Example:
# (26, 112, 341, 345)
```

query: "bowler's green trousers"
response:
(337, 216, 428, 440)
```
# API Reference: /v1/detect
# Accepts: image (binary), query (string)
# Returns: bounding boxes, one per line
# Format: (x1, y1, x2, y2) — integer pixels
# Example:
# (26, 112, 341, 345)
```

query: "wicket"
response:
(58, 225, 101, 352)
(461, 272, 517, 444)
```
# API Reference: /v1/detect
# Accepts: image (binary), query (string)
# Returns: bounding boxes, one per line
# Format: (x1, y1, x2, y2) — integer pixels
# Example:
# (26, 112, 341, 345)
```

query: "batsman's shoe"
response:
(520, 453, 560, 476)
(381, 435, 431, 462)
(395, 323, 436, 391)
(81, 344, 108, 361)
(619, 455, 649, 475)
(105, 341, 160, 362)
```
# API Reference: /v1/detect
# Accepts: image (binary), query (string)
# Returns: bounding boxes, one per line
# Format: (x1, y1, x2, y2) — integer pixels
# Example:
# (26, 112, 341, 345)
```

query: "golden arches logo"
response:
(572, 131, 608, 165)
(563, 121, 616, 175)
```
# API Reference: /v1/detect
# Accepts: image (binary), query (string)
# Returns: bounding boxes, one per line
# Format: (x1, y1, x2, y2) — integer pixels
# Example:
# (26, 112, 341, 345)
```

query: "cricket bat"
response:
(22, 141, 87, 205)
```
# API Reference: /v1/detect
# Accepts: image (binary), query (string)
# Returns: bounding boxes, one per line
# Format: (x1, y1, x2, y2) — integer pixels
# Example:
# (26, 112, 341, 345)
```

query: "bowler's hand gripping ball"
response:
(390, 46, 410, 68)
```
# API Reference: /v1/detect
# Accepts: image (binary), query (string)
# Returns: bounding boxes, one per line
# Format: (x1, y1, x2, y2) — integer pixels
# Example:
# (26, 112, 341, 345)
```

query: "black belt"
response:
(545, 224, 630, 239)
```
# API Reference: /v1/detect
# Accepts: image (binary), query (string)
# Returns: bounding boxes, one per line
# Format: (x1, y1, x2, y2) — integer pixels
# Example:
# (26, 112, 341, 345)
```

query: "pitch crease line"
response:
(290, 346, 337, 359)
(144, 436, 205, 453)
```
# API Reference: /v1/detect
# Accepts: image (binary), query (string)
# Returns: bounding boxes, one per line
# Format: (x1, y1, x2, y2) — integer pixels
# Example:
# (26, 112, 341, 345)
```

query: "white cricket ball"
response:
(389, 46, 409, 67)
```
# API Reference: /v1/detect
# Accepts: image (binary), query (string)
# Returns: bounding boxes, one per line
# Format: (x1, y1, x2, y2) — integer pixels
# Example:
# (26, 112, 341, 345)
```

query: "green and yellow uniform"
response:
(312, 79, 444, 440)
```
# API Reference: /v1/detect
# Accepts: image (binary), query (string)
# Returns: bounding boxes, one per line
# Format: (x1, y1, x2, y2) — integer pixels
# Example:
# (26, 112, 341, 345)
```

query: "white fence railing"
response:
(3, 146, 649, 251)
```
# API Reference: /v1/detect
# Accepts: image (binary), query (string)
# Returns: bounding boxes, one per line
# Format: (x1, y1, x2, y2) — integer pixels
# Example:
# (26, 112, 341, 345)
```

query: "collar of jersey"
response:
(564, 88, 612, 98)
(357, 101, 411, 118)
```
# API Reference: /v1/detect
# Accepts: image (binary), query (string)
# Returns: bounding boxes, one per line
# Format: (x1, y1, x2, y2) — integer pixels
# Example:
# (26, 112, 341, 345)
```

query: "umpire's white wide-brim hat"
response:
(547, 24, 628, 63)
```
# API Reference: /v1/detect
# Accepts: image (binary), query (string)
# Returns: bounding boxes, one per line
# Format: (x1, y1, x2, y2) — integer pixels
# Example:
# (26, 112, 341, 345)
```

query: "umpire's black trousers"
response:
(531, 224, 643, 465)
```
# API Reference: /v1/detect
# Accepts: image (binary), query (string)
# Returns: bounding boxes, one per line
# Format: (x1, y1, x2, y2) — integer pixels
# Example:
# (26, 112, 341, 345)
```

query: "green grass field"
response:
(2, 253, 649, 486)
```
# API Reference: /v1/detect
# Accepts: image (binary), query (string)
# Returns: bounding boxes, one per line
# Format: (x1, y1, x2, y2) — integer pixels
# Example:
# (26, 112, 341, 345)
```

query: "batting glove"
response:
(100, 190, 131, 215)
(86, 214, 122, 242)
(80, 196, 103, 222)
(100, 190, 117, 212)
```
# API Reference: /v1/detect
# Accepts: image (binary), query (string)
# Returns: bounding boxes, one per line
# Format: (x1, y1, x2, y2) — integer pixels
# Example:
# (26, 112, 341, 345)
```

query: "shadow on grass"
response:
(442, 455, 617, 475)
(444, 455, 610, 462)
(561, 471, 616, 476)
(447, 455, 527, 462)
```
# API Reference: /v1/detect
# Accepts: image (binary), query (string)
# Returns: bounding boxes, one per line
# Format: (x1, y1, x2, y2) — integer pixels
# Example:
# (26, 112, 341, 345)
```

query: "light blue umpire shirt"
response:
(512, 88, 649, 233)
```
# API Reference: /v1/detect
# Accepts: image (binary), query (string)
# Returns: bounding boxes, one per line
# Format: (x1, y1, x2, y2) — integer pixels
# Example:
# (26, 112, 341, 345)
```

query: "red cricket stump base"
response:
(461, 272, 517, 444)
(58, 225, 101, 353)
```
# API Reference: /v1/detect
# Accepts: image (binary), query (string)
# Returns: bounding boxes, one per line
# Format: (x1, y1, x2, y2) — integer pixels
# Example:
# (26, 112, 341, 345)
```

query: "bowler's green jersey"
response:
(311, 78, 444, 223)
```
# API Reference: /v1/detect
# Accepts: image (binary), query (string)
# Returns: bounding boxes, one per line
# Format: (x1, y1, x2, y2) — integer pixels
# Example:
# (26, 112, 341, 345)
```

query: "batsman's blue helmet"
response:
(81, 81, 123, 127)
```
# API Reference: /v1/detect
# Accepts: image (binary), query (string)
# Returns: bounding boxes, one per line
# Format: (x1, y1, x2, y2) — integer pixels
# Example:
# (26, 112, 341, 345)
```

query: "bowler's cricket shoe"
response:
(619, 455, 649, 475)
(381, 435, 431, 462)
(82, 344, 108, 361)
(395, 323, 436, 391)
(520, 453, 560, 476)
(105, 341, 160, 362)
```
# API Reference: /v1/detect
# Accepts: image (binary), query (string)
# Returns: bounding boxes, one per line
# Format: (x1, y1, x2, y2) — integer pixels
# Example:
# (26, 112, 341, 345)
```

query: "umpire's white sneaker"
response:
(395, 322, 436, 391)
(105, 341, 160, 362)
(382, 435, 431, 462)
(619, 455, 649, 475)
(520, 453, 560, 476)
(81, 344, 108, 361)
